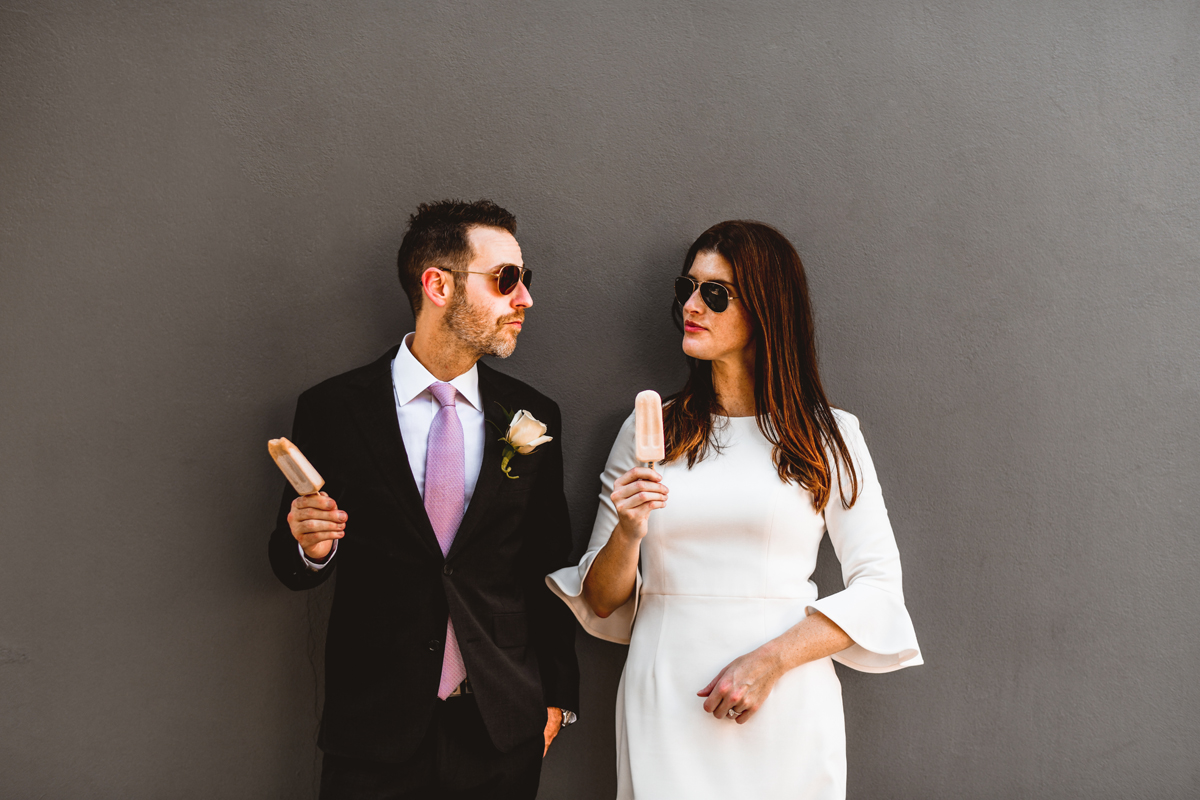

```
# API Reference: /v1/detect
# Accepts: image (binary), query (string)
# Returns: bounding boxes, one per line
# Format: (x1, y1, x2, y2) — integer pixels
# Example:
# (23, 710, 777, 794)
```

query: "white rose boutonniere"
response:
(495, 406, 553, 479)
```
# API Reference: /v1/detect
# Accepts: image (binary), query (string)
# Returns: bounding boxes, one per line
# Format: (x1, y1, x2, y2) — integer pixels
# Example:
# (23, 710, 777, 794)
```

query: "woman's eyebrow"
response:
(690, 275, 735, 287)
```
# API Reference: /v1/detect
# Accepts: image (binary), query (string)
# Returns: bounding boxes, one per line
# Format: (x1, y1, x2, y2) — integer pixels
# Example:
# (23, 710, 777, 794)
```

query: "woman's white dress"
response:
(547, 410, 922, 800)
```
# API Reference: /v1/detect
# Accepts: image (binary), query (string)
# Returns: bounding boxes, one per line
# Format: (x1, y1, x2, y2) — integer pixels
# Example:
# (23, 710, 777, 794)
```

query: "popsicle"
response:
(634, 390, 665, 466)
(268, 437, 325, 496)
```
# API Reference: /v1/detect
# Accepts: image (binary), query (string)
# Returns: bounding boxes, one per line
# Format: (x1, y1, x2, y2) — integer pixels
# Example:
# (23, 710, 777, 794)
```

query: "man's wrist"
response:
(299, 539, 337, 570)
(304, 546, 333, 563)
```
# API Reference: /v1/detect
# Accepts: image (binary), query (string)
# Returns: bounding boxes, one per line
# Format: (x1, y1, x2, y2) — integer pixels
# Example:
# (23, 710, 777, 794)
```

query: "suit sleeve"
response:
(518, 401, 581, 714)
(268, 391, 338, 591)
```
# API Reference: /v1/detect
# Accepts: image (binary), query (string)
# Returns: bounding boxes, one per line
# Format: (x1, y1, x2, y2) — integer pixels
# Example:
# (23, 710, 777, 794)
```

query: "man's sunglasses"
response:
(674, 275, 740, 313)
(439, 264, 533, 295)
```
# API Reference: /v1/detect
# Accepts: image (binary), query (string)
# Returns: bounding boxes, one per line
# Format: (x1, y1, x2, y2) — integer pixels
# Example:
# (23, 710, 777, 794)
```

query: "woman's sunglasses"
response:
(674, 275, 740, 313)
(439, 264, 533, 295)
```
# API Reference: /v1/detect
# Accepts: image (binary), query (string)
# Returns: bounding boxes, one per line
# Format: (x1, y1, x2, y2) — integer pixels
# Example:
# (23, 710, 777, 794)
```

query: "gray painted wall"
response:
(2, 1, 1197, 797)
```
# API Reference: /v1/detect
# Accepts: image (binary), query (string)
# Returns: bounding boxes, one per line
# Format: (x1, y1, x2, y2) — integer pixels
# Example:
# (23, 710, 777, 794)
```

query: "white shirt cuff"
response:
(299, 540, 337, 571)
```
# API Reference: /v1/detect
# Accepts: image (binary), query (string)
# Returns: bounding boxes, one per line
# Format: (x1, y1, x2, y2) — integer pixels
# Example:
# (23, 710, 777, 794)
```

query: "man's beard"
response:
(444, 290, 523, 359)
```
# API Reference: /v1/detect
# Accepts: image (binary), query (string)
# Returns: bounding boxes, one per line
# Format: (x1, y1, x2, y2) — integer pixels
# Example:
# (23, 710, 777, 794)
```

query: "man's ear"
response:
(420, 267, 453, 309)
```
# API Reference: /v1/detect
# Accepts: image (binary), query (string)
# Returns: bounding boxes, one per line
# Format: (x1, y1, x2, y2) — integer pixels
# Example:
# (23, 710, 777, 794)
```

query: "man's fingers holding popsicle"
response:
(294, 491, 340, 512)
(288, 494, 346, 526)
(288, 498, 345, 561)
(289, 514, 346, 534)
(268, 438, 345, 559)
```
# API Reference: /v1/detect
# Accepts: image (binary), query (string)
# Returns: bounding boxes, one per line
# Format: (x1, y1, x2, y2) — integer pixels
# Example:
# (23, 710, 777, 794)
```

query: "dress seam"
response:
(762, 479, 785, 598)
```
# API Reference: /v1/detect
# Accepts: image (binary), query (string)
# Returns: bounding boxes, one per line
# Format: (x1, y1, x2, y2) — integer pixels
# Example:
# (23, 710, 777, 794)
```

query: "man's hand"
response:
(543, 707, 563, 756)
(287, 491, 346, 561)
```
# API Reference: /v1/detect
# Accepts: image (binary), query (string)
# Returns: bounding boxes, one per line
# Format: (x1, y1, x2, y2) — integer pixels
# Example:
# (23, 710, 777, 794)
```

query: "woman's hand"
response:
(582, 467, 667, 618)
(611, 467, 668, 540)
(697, 612, 853, 724)
(697, 647, 784, 724)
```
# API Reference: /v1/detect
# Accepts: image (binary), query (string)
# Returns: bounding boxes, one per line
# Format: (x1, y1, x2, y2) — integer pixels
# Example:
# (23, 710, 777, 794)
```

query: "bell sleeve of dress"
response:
(546, 412, 642, 645)
(806, 411, 923, 673)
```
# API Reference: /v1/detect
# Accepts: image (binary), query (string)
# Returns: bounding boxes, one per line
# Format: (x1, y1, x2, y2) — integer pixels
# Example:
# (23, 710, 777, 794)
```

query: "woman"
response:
(547, 220, 922, 799)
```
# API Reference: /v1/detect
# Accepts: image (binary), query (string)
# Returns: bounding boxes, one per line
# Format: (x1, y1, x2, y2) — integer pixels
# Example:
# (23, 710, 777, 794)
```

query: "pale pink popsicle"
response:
(634, 390, 665, 464)
(268, 437, 325, 495)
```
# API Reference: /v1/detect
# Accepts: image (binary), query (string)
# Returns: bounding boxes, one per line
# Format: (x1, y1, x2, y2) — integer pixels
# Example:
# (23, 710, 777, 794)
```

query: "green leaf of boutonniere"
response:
(499, 441, 519, 479)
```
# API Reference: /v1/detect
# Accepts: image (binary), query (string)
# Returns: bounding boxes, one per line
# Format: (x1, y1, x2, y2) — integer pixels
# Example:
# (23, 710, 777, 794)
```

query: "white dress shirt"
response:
(300, 333, 485, 569)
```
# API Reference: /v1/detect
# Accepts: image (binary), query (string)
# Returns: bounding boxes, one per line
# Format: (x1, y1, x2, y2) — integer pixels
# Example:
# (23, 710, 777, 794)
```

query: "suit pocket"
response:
(492, 611, 529, 648)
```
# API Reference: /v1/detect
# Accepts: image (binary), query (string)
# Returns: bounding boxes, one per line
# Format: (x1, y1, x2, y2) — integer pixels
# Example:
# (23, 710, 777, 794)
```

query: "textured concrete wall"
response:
(2, 1, 1197, 797)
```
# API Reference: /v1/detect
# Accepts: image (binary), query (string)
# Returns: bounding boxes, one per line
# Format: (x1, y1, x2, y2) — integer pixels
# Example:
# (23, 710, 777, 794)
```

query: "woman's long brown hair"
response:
(663, 220, 859, 512)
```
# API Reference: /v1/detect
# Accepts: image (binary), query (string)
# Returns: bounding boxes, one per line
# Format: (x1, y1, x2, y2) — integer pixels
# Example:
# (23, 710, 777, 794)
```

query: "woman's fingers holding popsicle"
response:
(613, 467, 666, 490)
(612, 472, 668, 506)
(611, 467, 668, 537)
(612, 483, 668, 505)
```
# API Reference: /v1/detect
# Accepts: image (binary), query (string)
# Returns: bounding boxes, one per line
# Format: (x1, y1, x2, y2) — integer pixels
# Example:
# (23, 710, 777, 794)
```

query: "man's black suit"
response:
(269, 345, 580, 766)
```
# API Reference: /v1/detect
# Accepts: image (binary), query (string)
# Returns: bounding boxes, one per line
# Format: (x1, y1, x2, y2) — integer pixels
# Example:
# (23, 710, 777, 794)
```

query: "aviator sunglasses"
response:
(438, 263, 533, 295)
(674, 275, 740, 313)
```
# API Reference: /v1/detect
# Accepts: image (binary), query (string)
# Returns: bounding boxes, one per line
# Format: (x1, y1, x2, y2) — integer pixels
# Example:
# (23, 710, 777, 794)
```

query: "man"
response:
(269, 199, 579, 799)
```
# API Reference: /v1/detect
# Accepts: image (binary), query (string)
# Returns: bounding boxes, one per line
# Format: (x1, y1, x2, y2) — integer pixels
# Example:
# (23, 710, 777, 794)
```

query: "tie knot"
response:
(429, 382, 458, 408)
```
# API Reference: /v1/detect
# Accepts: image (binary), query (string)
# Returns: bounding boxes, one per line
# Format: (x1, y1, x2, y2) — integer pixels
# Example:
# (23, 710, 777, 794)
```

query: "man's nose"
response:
(512, 277, 532, 309)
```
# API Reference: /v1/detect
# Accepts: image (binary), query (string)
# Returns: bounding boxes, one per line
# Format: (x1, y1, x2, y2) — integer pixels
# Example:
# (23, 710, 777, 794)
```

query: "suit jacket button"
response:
(428, 640, 440, 651)
(443, 564, 453, 575)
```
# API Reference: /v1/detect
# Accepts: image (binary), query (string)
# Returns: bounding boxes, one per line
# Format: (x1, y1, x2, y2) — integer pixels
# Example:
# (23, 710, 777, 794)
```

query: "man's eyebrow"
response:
(489, 262, 522, 272)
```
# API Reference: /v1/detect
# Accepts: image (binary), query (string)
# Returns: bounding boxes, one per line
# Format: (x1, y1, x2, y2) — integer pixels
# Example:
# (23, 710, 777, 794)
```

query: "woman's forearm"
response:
(757, 611, 853, 673)
(581, 524, 642, 618)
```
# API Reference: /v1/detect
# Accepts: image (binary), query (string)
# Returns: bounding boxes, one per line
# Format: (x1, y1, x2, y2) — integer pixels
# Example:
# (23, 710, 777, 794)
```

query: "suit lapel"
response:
(347, 348, 443, 560)
(447, 366, 509, 560)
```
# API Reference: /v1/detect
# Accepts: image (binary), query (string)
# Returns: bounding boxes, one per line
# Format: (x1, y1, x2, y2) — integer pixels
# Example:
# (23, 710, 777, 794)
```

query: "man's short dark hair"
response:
(397, 199, 517, 315)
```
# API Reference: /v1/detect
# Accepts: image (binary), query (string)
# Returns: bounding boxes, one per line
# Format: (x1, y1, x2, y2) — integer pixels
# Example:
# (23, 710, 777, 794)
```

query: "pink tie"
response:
(425, 382, 468, 699)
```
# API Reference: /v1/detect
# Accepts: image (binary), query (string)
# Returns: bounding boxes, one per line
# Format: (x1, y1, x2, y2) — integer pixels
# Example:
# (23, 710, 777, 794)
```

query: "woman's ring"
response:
(725, 709, 741, 719)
